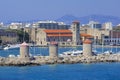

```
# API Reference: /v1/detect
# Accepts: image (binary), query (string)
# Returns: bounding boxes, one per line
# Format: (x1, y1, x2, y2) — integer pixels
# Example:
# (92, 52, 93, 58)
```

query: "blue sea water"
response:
(0, 47, 120, 80)
(0, 63, 120, 80)
(0, 47, 81, 57)
(0, 46, 119, 57)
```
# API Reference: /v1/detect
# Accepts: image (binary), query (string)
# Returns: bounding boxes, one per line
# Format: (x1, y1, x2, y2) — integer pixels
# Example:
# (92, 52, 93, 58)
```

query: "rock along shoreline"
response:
(0, 53, 120, 66)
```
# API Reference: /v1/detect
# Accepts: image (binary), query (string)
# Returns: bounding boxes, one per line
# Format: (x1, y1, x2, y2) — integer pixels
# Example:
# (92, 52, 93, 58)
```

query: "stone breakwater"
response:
(1, 53, 120, 66)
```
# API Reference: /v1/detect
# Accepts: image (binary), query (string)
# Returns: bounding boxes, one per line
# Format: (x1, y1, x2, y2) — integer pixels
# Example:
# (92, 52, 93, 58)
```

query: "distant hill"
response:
(56, 14, 120, 25)
(2, 14, 120, 26)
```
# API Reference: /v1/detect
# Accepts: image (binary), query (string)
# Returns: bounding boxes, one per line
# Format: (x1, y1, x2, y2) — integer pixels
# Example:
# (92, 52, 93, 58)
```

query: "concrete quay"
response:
(1, 53, 120, 66)
(32, 53, 120, 64)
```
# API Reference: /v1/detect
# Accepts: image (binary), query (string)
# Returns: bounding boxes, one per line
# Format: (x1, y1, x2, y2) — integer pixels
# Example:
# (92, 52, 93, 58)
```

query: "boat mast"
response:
(116, 30, 118, 53)
(102, 34, 104, 53)
(110, 30, 113, 52)
(94, 21, 97, 52)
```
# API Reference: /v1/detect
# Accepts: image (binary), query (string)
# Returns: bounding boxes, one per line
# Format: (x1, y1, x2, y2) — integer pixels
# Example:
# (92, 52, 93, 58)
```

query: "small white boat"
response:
(4, 46, 9, 50)
(8, 54, 15, 58)
(59, 49, 83, 56)
(104, 51, 113, 54)
(3, 44, 20, 50)
(59, 49, 99, 57)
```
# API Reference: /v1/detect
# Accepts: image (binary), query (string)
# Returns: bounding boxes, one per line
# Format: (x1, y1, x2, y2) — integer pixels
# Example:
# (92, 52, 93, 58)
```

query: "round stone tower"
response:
(71, 21, 80, 46)
(83, 39, 93, 57)
(49, 42, 58, 58)
(20, 42, 30, 58)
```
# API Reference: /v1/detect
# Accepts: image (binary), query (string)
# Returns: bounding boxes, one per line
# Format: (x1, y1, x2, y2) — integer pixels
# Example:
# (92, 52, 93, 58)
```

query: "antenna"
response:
(116, 30, 118, 53)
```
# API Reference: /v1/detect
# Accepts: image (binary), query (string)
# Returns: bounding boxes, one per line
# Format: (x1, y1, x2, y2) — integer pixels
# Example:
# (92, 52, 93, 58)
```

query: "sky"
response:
(0, 0, 120, 22)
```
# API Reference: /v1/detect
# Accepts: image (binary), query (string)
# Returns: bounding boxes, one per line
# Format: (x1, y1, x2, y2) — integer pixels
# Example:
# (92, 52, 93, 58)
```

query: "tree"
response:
(0, 36, 1, 45)
(5, 29, 29, 43)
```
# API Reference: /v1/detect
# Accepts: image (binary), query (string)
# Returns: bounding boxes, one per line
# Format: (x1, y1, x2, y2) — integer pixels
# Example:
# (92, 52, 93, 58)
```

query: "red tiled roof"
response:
(47, 34, 72, 37)
(80, 33, 93, 37)
(44, 29, 93, 37)
(83, 39, 92, 44)
(44, 29, 72, 33)
(20, 42, 29, 47)
(50, 41, 58, 45)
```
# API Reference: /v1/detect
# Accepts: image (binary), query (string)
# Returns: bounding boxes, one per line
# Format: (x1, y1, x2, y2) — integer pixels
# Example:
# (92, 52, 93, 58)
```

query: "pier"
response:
(1, 53, 120, 66)
(0, 40, 120, 66)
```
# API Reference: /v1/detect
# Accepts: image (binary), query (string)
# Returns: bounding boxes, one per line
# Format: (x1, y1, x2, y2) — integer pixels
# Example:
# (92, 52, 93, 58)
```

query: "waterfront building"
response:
(104, 30, 120, 45)
(36, 29, 93, 46)
(0, 29, 18, 44)
(35, 21, 77, 46)
(36, 29, 73, 46)
(80, 27, 110, 44)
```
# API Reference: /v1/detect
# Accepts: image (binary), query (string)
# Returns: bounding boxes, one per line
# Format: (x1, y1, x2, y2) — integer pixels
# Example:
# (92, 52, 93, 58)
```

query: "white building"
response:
(32, 20, 70, 29)
(88, 21, 102, 29)
(102, 22, 112, 30)
(104, 38, 120, 45)
(9, 23, 23, 29)
(25, 23, 32, 27)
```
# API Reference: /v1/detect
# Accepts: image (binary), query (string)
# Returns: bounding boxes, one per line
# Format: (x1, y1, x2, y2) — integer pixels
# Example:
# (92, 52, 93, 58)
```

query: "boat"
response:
(59, 49, 83, 57)
(3, 44, 20, 50)
(59, 48, 100, 57)
(8, 54, 16, 57)
(103, 50, 113, 54)
(3, 46, 9, 50)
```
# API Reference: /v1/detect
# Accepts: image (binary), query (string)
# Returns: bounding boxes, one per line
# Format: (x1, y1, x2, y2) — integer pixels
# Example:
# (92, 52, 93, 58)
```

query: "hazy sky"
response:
(0, 0, 119, 22)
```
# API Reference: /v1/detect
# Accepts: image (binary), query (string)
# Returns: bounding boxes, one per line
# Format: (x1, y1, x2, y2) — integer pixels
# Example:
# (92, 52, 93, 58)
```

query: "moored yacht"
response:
(59, 49, 83, 57)
(3, 44, 20, 50)
(59, 48, 99, 57)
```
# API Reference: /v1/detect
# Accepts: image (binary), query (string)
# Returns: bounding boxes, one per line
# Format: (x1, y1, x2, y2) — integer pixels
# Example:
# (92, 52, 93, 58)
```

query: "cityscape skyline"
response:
(0, 0, 120, 22)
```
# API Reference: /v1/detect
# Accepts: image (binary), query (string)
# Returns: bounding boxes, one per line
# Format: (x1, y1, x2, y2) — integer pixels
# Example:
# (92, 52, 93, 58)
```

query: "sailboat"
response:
(115, 30, 120, 54)
(59, 49, 83, 56)
(103, 30, 114, 54)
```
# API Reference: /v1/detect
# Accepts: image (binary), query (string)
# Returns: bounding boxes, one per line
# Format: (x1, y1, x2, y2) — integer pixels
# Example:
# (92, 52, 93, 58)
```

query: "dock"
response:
(0, 40, 120, 66)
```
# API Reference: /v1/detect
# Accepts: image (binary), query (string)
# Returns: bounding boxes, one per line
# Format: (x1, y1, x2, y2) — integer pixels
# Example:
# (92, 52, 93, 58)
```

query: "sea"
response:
(0, 46, 120, 80)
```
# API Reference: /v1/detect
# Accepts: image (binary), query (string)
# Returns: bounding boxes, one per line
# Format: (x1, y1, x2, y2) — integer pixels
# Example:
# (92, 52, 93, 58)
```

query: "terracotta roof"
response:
(44, 29, 93, 37)
(20, 42, 29, 46)
(47, 34, 72, 37)
(44, 29, 72, 33)
(80, 33, 93, 37)
(50, 41, 58, 45)
(83, 39, 92, 44)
